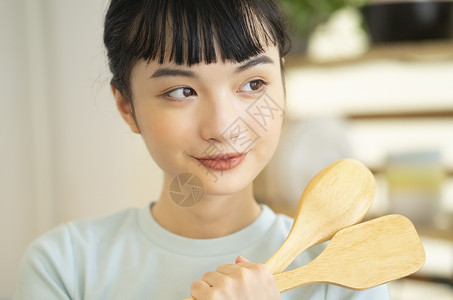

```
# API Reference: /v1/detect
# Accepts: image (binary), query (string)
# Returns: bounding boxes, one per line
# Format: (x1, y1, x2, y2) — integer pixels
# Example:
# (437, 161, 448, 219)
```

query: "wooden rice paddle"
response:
(184, 159, 376, 300)
(184, 214, 425, 299)
(274, 214, 426, 292)
(265, 158, 375, 274)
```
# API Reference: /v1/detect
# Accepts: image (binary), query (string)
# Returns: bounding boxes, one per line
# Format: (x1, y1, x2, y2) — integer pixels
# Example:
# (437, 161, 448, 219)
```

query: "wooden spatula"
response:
(184, 214, 424, 299)
(274, 214, 426, 292)
(266, 158, 376, 274)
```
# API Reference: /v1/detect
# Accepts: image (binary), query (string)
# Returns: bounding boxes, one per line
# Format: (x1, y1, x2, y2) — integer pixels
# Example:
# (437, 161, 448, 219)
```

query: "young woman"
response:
(14, 0, 389, 299)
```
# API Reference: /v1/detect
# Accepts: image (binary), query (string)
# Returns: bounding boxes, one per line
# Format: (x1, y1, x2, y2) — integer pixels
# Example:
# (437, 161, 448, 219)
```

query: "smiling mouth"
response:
(194, 152, 248, 171)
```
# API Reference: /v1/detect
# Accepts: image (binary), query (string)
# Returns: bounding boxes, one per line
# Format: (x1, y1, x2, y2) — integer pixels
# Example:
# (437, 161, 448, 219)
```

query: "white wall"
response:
(285, 60, 453, 169)
(0, 1, 162, 298)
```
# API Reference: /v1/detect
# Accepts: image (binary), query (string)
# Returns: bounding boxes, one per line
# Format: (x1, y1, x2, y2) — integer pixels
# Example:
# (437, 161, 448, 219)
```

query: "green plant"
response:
(281, 0, 368, 36)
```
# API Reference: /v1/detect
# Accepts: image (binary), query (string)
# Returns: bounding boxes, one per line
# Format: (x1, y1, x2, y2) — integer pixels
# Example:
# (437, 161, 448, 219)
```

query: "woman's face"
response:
(122, 45, 285, 195)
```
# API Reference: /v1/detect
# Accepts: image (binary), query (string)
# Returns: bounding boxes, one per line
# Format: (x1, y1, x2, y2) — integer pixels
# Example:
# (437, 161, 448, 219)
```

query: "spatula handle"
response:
(273, 264, 316, 293)
(265, 231, 313, 274)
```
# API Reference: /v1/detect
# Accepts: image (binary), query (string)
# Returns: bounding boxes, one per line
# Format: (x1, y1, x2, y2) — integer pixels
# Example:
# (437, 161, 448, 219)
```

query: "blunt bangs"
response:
(104, 0, 290, 97)
(130, 0, 287, 65)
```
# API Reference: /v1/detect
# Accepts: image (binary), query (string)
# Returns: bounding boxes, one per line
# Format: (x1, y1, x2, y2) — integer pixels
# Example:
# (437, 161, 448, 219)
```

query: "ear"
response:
(111, 85, 141, 134)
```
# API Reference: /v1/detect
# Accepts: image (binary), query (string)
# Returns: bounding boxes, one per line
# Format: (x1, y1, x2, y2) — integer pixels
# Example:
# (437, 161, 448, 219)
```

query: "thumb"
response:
(235, 255, 250, 264)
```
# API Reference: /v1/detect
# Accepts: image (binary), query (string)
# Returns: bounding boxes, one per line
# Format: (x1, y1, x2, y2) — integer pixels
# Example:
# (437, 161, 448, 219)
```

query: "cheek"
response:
(246, 90, 284, 162)
(255, 115, 283, 159)
(135, 106, 192, 162)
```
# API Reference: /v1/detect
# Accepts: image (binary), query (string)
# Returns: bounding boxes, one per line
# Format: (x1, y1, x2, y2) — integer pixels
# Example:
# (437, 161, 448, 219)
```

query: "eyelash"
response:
(238, 79, 267, 94)
(162, 79, 268, 102)
(163, 86, 197, 102)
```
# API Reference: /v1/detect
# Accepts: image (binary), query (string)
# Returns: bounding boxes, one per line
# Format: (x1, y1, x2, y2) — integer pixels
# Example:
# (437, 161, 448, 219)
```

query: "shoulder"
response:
(15, 207, 143, 299)
(15, 223, 76, 299)
(20, 223, 73, 270)
(65, 207, 141, 243)
(20, 207, 142, 273)
(27, 205, 137, 246)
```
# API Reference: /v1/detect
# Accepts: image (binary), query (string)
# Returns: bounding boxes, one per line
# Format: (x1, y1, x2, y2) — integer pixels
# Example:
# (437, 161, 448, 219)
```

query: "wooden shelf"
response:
(347, 109, 453, 120)
(345, 109, 453, 177)
(286, 40, 453, 69)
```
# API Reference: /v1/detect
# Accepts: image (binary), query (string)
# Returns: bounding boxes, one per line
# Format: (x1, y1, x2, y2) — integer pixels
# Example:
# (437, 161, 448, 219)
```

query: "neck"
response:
(151, 175, 261, 239)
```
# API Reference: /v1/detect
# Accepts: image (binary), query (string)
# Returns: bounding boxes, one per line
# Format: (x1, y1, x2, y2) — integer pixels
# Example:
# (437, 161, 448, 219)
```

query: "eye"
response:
(166, 87, 197, 99)
(238, 79, 267, 93)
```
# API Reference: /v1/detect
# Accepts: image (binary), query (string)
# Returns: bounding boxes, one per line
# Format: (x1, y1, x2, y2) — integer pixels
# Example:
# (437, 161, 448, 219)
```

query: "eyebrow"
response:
(150, 68, 197, 79)
(234, 55, 274, 74)
(150, 55, 274, 79)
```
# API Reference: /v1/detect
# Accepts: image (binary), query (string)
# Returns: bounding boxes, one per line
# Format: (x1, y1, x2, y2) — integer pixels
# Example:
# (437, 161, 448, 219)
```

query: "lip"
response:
(194, 152, 248, 171)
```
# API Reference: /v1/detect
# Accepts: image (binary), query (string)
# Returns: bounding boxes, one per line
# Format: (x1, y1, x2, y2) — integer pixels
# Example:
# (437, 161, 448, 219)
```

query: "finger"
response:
(234, 256, 263, 270)
(216, 263, 254, 285)
(190, 279, 210, 299)
(201, 271, 227, 287)
(233, 262, 274, 282)
(215, 263, 239, 275)
(235, 255, 250, 264)
(216, 261, 258, 275)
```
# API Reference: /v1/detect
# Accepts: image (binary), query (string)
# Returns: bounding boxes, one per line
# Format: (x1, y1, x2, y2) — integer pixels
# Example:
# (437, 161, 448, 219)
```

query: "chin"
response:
(199, 165, 260, 194)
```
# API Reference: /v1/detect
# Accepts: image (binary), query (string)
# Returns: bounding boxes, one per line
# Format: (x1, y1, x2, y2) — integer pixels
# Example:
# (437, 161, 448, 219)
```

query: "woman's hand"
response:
(190, 256, 280, 300)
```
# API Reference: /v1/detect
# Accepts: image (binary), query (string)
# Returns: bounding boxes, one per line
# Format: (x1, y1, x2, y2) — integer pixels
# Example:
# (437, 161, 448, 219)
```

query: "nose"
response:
(198, 92, 239, 145)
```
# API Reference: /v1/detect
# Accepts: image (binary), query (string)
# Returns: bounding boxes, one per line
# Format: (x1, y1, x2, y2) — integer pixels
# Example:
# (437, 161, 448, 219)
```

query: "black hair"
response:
(104, 0, 291, 101)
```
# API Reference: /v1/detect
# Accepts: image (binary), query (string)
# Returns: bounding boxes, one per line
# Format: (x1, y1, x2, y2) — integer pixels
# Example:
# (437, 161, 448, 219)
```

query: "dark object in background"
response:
(362, 1, 453, 44)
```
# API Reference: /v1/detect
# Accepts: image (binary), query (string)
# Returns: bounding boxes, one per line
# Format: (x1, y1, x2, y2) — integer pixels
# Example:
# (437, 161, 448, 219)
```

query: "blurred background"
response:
(1, 0, 452, 299)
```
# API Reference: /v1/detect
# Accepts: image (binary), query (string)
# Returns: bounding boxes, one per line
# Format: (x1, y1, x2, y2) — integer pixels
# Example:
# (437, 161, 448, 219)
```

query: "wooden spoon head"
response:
(313, 214, 426, 290)
(266, 159, 376, 274)
(293, 158, 376, 248)
(274, 214, 426, 293)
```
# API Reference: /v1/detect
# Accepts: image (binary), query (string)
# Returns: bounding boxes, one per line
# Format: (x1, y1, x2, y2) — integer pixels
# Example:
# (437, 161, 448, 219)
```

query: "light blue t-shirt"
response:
(13, 203, 389, 299)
